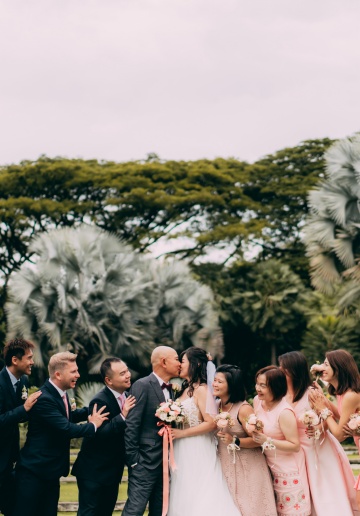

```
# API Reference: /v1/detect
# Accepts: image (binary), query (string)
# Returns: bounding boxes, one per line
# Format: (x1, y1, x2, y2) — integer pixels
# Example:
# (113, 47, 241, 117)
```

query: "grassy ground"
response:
(59, 481, 127, 502)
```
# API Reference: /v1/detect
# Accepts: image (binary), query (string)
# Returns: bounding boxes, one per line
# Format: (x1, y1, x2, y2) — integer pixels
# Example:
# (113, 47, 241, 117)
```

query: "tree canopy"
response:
(0, 138, 333, 288)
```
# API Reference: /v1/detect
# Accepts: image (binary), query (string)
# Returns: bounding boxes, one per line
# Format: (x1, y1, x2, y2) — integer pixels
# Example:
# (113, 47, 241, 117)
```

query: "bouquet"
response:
(155, 400, 186, 425)
(298, 410, 320, 427)
(310, 362, 325, 382)
(348, 413, 360, 435)
(299, 410, 321, 440)
(245, 414, 264, 434)
(214, 411, 235, 430)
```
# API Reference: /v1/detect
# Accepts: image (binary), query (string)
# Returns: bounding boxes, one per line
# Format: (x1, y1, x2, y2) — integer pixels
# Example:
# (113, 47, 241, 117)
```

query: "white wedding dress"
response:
(168, 396, 241, 516)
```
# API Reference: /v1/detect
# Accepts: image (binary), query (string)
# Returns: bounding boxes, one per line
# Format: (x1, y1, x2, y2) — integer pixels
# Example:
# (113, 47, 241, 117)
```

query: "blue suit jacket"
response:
(17, 379, 95, 480)
(0, 367, 28, 477)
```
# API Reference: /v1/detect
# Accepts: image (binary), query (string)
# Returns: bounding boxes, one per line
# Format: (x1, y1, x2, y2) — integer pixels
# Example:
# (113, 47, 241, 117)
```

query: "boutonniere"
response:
(21, 386, 28, 400)
(170, 382, 182, 400)
(70, 397, 77, 411)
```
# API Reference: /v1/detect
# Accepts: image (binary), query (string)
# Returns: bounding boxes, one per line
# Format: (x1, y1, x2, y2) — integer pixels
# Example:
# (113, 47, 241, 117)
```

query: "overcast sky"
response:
(1, 0, 360, 166)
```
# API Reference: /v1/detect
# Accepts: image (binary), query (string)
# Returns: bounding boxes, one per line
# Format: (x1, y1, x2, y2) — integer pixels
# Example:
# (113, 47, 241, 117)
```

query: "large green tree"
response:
(0, 138, 333, 287)
(5, 225, 219, 382)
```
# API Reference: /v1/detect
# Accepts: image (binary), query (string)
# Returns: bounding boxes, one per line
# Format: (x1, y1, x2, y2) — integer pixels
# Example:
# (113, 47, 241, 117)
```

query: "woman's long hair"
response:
(278, 351, 311, 403)
(326, 349, 360, 396)
(216, 364, 246, 404)
(181, 347, 208, 397)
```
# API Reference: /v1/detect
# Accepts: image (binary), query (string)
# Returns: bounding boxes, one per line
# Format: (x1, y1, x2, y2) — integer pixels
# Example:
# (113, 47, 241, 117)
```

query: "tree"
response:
(232, 259, 307, 365)
(0, 139, 333, 288)
(5, 225, 219, 381)
(304, 135, 360, 294)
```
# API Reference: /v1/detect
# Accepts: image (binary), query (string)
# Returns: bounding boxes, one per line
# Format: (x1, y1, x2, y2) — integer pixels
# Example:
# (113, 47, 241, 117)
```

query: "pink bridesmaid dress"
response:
(294, 391, 358, 515)
(337, 394, 360, 502)
(254, 396, 311, 516)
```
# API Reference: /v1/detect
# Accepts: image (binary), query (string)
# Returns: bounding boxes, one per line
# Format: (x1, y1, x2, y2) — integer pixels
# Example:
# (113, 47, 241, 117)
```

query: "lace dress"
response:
(293, 392, 358, 515)
(217, 402, 277, 516)
(254, 396, 311, 516)
(168, 396, 241, 516)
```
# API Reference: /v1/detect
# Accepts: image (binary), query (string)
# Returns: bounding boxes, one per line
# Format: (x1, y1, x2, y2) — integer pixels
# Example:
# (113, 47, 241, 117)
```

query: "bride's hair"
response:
(181, 347, 208, 398)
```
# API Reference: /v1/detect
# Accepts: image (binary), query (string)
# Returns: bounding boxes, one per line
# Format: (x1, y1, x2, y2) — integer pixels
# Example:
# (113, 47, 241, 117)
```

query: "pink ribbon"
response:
(157, 422, 177, 516)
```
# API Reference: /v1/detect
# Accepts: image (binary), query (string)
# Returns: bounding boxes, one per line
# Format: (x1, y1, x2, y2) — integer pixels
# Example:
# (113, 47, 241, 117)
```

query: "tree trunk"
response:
(271, 341, 277, 365)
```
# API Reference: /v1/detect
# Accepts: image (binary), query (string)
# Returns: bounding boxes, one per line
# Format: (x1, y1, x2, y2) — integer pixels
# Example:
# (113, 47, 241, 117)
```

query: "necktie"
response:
(62, 394, 69, 419)
(117, 394, 125, 411)
(14, 380, 20, 393)
(161, 382, 172, 392)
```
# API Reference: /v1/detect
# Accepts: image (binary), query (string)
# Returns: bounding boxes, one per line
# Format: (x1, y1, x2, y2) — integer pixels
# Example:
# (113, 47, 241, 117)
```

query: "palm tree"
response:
(300, 289, 360, 364)
(235, 259, 307, 364)
(304, 135, 360, 295)
(5, 225, 219, 376)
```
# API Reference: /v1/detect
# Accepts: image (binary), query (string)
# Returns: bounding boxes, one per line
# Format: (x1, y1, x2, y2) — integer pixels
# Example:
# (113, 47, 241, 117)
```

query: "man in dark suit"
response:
(72, 357, 136, 516)
(0, 338, 41, 516)
(13, 351, 109, 516)
(122, 346, 180, 516)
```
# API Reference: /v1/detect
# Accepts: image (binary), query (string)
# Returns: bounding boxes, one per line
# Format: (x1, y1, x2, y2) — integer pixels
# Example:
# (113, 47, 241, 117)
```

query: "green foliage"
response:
(301, 314, 360, 365)
(234, 260, 308, 364)
(0, 139, 332, 287)
(5, 226, 219, 376)
(304, 135, 360, 294)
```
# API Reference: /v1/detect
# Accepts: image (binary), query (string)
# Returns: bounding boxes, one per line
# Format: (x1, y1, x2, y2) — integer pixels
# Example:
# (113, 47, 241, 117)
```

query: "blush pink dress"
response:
(337, 393, 360, 500)
(217, 402, 277, 516)
(293, 391, 358, 515)
(254, 396, 311, 516)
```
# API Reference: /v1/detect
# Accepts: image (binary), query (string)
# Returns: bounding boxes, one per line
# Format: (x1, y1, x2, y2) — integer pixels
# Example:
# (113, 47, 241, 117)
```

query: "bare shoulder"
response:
(239, 403, 254, 418)
(342, 390, 360, 409)
(193, 384, 208, 399)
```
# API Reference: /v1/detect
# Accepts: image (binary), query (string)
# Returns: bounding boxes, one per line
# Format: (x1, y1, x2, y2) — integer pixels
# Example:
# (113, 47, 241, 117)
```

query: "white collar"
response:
(6, 367, 19, 387)
(153, 372, 168, 386)
(107, 386, 125, 400)
(49, 379, 67, 397)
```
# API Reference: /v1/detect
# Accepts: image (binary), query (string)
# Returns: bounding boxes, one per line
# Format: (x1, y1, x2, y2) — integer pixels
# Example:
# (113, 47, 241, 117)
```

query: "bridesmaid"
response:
(309, 349, 360, 512)
(213, 365, 277, 516)
(253, 366, 311, 516)
(279, 351, 358, 515)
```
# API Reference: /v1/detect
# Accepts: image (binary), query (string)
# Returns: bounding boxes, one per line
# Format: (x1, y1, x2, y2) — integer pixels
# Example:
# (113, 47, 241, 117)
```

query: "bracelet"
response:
(233, 436, 240, 448)
(319, 408, 333, 421)
(261, 436, 276, 452)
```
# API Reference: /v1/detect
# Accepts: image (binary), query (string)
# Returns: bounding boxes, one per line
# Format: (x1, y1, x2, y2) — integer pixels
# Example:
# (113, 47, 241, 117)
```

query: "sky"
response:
(1, 0, 360, 166)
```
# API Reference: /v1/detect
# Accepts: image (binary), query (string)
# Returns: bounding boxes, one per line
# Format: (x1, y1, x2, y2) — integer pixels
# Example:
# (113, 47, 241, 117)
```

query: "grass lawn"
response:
(59, 481, 127, 502)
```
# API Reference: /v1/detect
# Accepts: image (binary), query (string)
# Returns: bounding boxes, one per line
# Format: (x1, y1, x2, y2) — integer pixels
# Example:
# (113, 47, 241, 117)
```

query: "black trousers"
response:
(122, 463, 163, 516)
(76, 478, 119, 516)
(12, 468, 60, 516)
(0, 470, 15, 516)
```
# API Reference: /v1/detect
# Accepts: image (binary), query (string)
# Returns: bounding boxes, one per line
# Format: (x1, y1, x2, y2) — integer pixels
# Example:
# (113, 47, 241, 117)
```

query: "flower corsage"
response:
(21, 386, 28, 400)
(348, 413, 360, 435)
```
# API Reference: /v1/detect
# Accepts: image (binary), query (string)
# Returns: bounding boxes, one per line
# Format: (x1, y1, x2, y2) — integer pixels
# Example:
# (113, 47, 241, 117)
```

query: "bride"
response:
(168, 347, 240, 516)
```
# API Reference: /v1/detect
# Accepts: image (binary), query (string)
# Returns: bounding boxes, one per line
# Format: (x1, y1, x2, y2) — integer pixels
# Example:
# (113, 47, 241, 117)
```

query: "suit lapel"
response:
(104, 387, 121, 415)
(149, 373, 166, 403)
(1, 367, 18, 405)
(44, 379, 68, 418)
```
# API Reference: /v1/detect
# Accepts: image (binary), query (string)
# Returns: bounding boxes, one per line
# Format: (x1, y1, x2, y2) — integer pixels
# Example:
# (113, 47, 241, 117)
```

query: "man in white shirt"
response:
(123, 346, 180, 516)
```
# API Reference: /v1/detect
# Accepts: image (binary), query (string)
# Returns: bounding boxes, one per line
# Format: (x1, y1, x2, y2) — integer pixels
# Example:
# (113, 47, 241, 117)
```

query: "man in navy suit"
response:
(0, 337, 41, 516)
(72, 357, 136, 516)
(13, 351, 109, 516)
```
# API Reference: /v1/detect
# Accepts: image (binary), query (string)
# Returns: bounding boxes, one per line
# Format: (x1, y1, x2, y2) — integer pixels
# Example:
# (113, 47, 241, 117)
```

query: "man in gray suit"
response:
(122, 346, 180, 516)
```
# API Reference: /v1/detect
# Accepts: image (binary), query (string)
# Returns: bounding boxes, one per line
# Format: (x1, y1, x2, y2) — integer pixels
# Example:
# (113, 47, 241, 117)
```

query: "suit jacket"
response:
(72, 386, 127, 485)
(17, 379, 96, 480)
(0, 367, 29, 477)
(125, 373, 170, 470)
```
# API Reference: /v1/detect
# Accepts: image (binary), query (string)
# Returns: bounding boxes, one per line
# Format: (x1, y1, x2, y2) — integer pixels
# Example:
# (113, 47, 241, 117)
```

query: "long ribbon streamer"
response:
(157, 422, 177, 516)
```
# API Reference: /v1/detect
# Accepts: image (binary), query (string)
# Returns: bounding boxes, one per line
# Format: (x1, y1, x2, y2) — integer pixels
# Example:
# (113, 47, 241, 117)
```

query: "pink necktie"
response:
(62, 394, 69, 419)
(118, 394, 125, 411)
